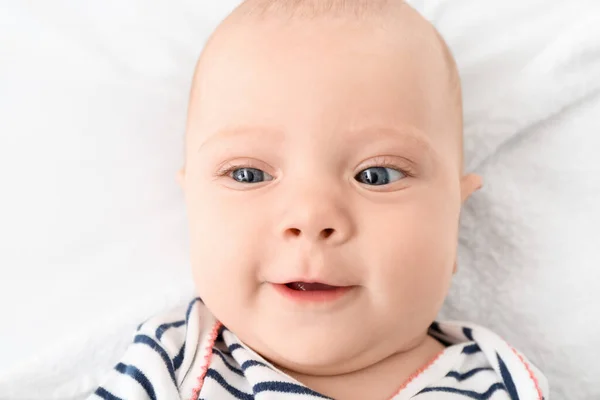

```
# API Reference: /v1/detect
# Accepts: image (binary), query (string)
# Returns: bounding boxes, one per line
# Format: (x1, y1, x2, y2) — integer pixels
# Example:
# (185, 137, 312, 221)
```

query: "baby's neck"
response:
(279, 334, 446, 400)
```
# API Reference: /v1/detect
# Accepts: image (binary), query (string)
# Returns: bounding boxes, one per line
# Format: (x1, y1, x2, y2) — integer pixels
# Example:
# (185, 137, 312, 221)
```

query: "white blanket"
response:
(0, 0, 598, 399)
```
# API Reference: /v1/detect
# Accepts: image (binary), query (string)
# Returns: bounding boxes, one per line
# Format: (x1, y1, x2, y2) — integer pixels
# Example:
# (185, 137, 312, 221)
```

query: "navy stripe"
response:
(134, 334, 177, 387)
(173, 343, 185, 371)
(228, 343, 243, 352)
(213, 348, 245, 377)
(94, 387, 124, 400)
(205, 368, 254, 400)
(155, 319, 185, 340)
(253, 381, 331, 399)
(137, 317, 151, 331)
(463, 327, 474, 341)
(497, 353, 520, 400)
(241, 359, 269, 371)
(115, 363, 156, 400)
(418, 382, 506, 399)
(462, 343, 481, 354)
(186, 298, 201, 324)
(446, 367, 494, 381)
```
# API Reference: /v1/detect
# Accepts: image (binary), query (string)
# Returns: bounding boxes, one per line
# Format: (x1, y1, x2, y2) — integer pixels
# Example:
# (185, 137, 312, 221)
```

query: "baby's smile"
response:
(284, 282, 342, 291)
(273, 281, 355, 303)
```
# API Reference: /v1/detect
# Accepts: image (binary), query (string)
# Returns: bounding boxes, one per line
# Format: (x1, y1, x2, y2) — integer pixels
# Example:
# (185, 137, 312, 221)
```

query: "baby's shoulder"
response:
(423, 321, 549, 400)
(92, 298, 218, 400)
(134, 297, 219, 365)
(134, 298, 200, 351)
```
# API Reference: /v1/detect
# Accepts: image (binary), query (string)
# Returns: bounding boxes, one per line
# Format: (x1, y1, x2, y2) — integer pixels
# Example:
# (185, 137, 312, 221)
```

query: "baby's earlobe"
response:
(460, 174, 483, 202)
(176, 168, 186, 188)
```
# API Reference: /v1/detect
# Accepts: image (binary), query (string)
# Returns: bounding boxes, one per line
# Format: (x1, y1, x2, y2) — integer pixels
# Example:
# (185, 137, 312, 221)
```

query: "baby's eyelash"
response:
(362, 156, 416, 177)
(214, 161, 256, 178)
(212, 156, 416, 179)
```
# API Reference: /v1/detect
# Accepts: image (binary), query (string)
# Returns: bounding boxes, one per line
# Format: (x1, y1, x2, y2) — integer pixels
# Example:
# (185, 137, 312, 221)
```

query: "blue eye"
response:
(355, 167, 405, 186)
(231, 167, 273, 183)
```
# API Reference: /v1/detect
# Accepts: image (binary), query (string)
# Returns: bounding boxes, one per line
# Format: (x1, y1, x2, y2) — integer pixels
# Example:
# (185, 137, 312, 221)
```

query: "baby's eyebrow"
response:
(196, 124, 436, 160)
(197, 126, 284, 153)
(346, 125, 437, 158)
(348, 125, 432, 147)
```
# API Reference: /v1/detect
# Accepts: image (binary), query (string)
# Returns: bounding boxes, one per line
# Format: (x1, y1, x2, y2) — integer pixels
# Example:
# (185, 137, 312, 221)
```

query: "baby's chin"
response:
(232, 313, 407, 376)
(250, 329, 378, 376)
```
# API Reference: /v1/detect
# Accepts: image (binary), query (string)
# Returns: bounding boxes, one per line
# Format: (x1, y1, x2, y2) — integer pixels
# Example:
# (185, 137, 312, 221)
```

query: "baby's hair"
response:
(237, 0, 392, 19)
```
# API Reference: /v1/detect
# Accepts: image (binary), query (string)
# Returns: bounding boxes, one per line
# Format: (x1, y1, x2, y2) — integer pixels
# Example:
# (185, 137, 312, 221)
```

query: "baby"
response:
(92, 1, 548, 399)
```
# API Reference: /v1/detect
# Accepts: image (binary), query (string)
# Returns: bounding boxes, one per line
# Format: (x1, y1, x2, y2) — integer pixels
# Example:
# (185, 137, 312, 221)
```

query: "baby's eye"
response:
(230, 167, 273, 183)
(354, 167, 406, 186)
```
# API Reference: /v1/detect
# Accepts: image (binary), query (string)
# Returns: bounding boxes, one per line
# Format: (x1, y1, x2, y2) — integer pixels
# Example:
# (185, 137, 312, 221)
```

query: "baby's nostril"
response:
(321, 228, 335, 239)
(288, 228, 301, 236)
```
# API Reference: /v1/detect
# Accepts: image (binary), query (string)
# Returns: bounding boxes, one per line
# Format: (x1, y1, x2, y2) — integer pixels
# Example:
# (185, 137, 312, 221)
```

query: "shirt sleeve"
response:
(88, 298, 202, 400)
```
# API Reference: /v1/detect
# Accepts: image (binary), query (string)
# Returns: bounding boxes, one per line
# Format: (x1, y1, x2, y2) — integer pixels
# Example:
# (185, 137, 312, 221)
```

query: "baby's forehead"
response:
(194, 4, 456, 111)
(186, 0, 462, 168)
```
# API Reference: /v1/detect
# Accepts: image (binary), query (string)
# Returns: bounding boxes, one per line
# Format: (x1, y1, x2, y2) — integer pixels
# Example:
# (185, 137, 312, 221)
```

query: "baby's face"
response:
(180, 5, 480, 375)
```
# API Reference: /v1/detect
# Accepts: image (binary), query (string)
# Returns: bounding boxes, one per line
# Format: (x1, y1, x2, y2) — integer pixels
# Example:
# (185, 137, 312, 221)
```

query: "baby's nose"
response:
(278, 204, 353, 245)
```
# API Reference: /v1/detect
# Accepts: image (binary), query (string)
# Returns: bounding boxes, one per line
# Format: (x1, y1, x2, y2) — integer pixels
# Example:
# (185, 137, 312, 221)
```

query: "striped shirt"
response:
(91, 298, 548, 400)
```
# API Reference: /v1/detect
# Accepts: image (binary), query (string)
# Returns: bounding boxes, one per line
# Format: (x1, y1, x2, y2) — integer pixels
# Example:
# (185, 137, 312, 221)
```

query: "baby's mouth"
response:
(274, 281, 354, 303)
(285, 282, 339, 291)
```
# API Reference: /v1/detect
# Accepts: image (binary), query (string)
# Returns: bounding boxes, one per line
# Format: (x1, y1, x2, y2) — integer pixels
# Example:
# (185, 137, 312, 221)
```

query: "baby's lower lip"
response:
(271, 282, 354, 303)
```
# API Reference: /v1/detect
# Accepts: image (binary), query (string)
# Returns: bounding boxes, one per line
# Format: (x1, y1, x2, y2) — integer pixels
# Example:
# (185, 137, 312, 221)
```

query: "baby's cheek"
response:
(371, 202, 456, 308)
(188, 209, 258, 327)
(187, 188, 269, 297)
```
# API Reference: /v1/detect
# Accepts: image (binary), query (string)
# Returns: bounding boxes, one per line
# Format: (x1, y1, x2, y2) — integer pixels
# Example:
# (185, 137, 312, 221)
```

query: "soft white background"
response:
(1, 0, 599, 399)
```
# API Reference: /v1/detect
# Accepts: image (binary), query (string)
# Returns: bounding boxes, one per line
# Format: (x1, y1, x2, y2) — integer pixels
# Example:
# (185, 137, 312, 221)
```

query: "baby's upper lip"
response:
(272, 278, 354, 287)
(266, 259, 359, 287)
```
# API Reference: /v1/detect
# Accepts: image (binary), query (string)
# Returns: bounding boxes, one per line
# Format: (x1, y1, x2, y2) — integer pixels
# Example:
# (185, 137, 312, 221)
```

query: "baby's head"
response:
(179, 0, 481, 377)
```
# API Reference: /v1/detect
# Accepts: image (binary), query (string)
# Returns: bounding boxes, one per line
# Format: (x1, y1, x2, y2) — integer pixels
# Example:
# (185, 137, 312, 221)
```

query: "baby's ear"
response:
(460, 173, 483, 203)
(176, 168, 186, 189)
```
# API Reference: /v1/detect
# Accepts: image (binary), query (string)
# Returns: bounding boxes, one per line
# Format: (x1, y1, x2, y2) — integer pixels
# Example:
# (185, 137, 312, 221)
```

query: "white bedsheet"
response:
(0, 0, 598, 399)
